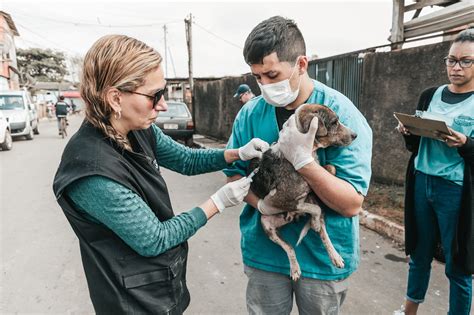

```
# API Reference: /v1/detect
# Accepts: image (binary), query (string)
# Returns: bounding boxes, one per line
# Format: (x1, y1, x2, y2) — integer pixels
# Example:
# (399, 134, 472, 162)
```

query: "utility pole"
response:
(163, 24, 168, 77)
(184, 13, 194, 112)
(390, 0, 404, 50)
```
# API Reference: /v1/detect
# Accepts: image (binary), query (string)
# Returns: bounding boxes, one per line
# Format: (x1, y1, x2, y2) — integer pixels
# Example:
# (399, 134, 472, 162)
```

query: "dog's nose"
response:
(351, 132, 357, 140)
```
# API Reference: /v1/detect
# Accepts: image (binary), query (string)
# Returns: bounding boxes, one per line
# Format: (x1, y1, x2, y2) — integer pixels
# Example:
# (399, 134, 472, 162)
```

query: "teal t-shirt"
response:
(415, 85, 474, 185)
(223, 80, 373, 280)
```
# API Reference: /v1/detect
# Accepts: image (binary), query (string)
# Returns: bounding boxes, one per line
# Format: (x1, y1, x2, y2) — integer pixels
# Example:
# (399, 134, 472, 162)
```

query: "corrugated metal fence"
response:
(308, 53, 364, 107)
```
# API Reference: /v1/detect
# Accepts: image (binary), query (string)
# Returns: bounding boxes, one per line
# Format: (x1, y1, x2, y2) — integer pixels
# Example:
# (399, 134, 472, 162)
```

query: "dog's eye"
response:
(330, 119, 338, 125)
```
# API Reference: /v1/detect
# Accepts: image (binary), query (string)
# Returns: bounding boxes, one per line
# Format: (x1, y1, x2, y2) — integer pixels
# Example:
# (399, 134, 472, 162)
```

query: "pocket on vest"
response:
(123, 268, 174, 288)
(122, 255, 187, 314)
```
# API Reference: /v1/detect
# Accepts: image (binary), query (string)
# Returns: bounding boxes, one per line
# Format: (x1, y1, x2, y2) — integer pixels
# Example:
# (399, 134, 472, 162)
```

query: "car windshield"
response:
(159, 103, 190, 118)
(0, 95, 24, 110)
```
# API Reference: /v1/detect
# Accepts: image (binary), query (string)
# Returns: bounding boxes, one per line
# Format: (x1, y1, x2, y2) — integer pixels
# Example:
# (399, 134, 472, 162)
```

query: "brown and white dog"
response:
(249, 103, 357, 281)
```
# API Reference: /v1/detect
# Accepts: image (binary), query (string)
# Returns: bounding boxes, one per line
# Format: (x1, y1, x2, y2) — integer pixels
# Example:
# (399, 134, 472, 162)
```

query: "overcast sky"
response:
(2, 0, 439, 78)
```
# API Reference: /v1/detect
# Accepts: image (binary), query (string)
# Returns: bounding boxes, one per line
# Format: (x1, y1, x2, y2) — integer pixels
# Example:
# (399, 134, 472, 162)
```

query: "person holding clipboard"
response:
(396, 27, 474, 315)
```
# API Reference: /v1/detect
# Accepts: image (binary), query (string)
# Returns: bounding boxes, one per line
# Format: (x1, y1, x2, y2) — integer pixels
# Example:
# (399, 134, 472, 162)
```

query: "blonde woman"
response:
(53, 35, 268, 314)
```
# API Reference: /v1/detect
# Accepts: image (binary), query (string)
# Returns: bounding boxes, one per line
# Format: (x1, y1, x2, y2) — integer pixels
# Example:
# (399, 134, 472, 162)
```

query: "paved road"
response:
(0, 114, 470, 314)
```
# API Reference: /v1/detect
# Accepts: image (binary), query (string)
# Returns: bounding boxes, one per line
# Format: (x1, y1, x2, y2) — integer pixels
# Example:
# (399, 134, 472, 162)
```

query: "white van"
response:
(0, 111, 12, 150)
(0, 90, 39, 140)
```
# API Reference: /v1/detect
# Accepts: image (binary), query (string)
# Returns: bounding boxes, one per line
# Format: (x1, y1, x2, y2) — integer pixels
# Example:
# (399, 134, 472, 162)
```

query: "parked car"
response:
(0, 90, 39, 140)
(155, 101, 194, 146)
(0, 111, 12, 150)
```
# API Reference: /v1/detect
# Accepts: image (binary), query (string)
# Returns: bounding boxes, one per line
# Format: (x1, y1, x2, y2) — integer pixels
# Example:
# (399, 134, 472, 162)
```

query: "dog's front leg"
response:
(261, 214, 301, 281)
(312, 213, 345, 268)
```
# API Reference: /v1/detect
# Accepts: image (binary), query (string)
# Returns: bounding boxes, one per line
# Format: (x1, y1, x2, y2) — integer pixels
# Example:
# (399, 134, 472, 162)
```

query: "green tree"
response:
(17, 48, 68, 82)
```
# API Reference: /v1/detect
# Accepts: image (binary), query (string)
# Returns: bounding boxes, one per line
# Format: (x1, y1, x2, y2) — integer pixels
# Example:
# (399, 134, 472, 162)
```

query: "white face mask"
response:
(258, 59, 302, 107)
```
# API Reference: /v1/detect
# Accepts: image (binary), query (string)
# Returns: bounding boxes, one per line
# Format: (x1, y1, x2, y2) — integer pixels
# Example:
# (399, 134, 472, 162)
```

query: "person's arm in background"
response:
(66, 175, 252, 257)
(152, 125, 268, 175)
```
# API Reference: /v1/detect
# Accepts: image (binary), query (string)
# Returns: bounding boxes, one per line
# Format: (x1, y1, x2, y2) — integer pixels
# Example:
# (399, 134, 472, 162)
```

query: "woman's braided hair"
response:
(80, 34, 162, 150)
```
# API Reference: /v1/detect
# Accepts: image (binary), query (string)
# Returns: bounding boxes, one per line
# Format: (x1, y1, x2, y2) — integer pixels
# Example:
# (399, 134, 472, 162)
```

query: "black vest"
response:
(53, 121, 190, 314)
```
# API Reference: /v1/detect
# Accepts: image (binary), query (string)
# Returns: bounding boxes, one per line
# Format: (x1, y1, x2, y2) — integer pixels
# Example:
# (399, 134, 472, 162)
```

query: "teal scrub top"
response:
(415, 85, 474, 185)
(224, 80, 373, 280)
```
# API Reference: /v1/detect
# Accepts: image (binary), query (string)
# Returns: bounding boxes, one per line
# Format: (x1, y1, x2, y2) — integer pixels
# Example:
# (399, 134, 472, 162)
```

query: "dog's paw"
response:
(331, 254, 345, 269)
(311, 221, 321, 232)
(290, 265, 301, 281)
(323, 164, 336, 175)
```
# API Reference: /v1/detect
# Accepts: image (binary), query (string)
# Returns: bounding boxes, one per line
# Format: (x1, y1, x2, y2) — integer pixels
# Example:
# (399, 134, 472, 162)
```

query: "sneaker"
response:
(393, 304, 405, 315)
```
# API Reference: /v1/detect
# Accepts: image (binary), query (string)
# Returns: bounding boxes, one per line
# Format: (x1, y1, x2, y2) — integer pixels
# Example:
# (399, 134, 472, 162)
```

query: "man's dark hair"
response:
(243, 16, 306, 65)
(453, 25, 474, 43)
(59, 95, 65, 100)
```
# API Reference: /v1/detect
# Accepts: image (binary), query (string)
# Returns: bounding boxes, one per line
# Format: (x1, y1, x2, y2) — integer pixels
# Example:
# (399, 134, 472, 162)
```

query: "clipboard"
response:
(393, 112, 452, 140)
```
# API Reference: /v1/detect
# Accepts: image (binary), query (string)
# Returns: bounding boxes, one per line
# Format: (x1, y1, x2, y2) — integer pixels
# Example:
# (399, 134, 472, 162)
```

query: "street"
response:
(0, 114, 470, 314)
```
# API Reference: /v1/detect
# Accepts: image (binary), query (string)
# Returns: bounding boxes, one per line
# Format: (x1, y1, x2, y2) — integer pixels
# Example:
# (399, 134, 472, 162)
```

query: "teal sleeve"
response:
(65, 175, 208, 257)
(320, 96, 373, 196)
(223, 113, 249, 178)
(151, 124, 228, 175)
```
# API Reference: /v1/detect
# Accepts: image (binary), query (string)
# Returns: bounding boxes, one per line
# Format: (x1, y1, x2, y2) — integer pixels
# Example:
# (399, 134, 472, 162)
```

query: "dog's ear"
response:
(316, 114, 327, 136)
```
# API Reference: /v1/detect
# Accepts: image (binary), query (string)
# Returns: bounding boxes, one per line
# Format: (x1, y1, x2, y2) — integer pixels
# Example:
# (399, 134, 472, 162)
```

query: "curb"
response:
(359, 210, 404, 245)
(193, 134, 405, 246)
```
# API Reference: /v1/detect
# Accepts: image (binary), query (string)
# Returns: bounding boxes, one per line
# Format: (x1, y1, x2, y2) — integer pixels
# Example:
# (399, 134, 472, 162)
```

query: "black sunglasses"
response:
(128, 85, 167, 106)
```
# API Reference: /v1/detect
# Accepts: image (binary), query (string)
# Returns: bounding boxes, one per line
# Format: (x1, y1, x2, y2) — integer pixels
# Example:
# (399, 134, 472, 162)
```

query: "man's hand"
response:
(278, 114, 319, 170)
(238, 138, 270, 161)
(443, 128, 467, 148)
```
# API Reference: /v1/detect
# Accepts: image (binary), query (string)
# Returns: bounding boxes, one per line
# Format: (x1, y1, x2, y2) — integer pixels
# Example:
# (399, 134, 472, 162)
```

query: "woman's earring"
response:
(114, 111, 122, 120)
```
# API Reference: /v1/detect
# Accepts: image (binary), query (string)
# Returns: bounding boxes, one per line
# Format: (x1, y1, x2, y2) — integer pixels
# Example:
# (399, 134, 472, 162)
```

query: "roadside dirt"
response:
(363, 182, 405, 226)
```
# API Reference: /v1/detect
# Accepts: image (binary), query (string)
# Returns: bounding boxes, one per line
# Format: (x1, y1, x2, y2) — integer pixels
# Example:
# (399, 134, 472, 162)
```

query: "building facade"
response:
(0, 11, 20, 90)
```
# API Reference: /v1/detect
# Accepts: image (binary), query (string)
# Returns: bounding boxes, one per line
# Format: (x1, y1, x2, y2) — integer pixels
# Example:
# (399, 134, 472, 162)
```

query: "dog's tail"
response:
(296, 220, 311, 246)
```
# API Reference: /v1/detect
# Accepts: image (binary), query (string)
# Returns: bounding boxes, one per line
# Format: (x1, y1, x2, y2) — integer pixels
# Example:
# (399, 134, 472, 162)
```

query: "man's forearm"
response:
(298, 161, 363, 217)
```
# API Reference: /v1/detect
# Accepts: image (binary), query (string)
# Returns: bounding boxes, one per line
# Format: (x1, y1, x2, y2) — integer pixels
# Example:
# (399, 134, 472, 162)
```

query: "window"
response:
(159, 103, 190, 118)
(0, 95, 24, 110)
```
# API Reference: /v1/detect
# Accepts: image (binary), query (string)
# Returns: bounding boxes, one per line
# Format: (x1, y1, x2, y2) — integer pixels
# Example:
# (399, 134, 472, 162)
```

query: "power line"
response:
(193, 21, 242, 50)
(12, 12, 180, 28)
(15, 22, 77, 55)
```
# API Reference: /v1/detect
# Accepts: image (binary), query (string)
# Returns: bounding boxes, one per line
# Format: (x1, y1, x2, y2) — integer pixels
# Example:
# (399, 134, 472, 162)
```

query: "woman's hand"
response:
(210, 176, 252, 212)
(442, 128, 467, 148)
(238, 138, 270, 161)
(396, 122, 411, 136)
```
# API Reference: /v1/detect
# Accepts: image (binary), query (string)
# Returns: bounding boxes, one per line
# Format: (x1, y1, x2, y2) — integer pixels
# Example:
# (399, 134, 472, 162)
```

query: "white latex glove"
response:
(210, 176, 252, 212)
(278, 114, 319, 170)
(238, 138, 270, 161)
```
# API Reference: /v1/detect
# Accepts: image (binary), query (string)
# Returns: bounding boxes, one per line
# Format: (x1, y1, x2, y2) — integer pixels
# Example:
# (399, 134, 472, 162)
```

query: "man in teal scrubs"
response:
(224, 16, 372, 314)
